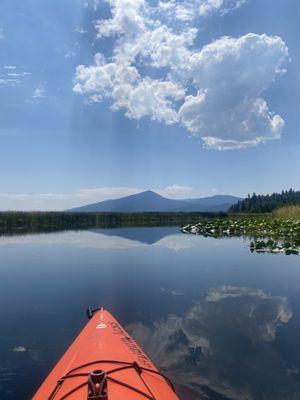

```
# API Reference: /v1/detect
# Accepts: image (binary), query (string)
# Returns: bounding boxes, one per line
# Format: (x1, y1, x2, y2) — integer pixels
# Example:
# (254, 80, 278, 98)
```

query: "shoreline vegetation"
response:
(0, 211, 223, 236)
(182, 205, 300, 255)
(0, 206, 299, 255)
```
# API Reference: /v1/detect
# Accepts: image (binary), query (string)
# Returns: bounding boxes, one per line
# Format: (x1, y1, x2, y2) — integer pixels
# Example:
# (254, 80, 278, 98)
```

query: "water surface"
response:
(0, 227, 300, 399)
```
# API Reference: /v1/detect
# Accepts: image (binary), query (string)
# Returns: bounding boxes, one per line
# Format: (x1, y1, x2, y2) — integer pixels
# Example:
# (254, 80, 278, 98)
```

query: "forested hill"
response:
(229, 189, 300, 213)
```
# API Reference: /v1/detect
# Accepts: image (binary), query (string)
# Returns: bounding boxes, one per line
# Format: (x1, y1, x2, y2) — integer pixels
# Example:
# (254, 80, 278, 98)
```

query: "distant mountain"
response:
(68, 190, 241, 213)
(179, 195, 241, 212)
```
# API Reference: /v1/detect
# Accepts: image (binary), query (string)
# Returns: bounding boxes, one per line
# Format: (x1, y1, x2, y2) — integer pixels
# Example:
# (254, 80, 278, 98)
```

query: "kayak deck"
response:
(33, 308, 179, 400)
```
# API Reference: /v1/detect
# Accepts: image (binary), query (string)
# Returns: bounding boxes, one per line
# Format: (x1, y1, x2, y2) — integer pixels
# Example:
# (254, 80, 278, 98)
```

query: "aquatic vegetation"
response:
(250, 240, 300, 255)
(182, 215, 300, 255)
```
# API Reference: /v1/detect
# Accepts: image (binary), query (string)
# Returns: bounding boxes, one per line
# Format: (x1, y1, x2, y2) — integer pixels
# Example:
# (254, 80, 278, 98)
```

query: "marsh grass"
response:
(274, 205, 300, 218)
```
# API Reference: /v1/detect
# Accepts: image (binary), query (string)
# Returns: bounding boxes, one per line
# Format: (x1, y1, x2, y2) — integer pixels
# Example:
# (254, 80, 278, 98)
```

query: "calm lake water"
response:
(1, 227, 300, 400)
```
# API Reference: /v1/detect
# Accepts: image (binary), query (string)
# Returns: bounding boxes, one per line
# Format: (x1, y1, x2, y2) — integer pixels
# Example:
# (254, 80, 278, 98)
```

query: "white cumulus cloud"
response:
(179, 33, 288, 149)
(158, 0, 248, 20)
(158, 184, 193, 198)
(73, 0, 288, 150)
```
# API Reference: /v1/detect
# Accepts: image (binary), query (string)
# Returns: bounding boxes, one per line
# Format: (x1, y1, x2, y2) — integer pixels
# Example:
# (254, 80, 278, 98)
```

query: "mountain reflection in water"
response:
(0, 227, 300, 400)
(88, 227, 178, 245)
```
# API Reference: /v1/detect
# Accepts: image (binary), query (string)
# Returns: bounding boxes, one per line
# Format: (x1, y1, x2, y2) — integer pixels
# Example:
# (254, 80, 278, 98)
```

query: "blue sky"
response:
(0, 0, 299, 210)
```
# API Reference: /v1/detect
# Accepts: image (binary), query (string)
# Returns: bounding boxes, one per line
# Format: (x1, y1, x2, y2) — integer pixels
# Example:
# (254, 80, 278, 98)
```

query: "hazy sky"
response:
(0, 0, 299, 210)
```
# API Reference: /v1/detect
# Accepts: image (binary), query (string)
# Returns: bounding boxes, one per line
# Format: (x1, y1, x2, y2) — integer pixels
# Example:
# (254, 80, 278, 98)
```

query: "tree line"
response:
(229, 189, 300, 213)
(0, 211, 226, 235)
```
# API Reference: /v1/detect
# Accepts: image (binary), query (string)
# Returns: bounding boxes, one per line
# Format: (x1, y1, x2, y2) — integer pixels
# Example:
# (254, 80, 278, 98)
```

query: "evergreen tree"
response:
(229, 189, 300, 213)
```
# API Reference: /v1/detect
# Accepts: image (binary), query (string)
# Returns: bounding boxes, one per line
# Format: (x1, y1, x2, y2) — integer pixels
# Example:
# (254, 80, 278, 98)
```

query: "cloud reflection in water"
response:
(128, 286, 297, 400)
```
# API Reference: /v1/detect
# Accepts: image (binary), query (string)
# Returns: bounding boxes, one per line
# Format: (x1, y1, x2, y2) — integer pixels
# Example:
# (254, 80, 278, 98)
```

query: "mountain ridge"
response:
(68, 190, 241, 213)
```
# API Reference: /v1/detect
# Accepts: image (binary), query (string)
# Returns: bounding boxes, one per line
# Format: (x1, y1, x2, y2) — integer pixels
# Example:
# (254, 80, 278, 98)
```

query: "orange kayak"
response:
(33, 307, 179, 400)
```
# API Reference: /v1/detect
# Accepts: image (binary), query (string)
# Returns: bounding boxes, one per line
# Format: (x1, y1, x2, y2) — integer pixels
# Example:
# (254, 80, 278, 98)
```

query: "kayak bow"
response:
(33, 307, 179, 400)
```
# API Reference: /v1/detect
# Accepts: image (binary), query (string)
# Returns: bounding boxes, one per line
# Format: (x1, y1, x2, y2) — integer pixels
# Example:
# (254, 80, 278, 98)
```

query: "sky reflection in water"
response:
(0, 227, 300, 399)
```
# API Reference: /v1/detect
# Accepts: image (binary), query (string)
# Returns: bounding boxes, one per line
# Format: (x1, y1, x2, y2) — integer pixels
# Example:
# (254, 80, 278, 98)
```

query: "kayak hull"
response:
(33, 308, 179, 400)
